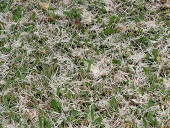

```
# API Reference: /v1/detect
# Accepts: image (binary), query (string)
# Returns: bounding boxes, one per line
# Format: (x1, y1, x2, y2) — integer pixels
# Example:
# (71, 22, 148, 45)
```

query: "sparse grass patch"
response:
(0, 0, 170, 127)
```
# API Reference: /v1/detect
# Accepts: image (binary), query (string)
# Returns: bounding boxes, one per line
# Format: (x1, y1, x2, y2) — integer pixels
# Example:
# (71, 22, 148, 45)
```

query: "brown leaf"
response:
(75, 19, 81, 26)
(45, 16, 54, 22)
(123, 122, 132, 128)
(163, 3, 170, 9)
(160, 0, 167, 3)
(116, 27, 123, 33)
(40, 2, 49, 10)
(51, 0, 56, 3)
(129, 99, 140, 106)
(81, 85, 87, 90)
(164, 118, 170, 125)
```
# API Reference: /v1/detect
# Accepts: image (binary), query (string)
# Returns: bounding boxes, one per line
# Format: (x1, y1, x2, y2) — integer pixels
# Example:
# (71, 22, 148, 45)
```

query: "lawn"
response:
(0, 0, 170, 128)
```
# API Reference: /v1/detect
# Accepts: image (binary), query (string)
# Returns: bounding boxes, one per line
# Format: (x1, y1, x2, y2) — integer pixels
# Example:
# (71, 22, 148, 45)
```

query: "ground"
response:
(0, 0, 170, 128)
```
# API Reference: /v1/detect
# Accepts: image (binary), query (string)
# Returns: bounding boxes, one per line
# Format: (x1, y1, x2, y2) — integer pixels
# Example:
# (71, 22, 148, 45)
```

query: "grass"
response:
(0, 0, 170, 128)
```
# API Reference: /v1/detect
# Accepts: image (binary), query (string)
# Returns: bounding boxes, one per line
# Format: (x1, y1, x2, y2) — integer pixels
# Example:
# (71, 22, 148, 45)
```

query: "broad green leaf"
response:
(90, 108, 95, 121)
(108, 15, 116, 26)
(56, 87, 61, 96)
(63, 11, 72, 20)
(139, 37, 148, 43)
(10, 110, 15, 121)
(167, 33, 170, 38)
(143, 67, 149, 75)
(112, 59, 121, 65)
(12, 6, 23, 22)
(139, 4, 145, 12)
(94, 117, 102, 125)
(16, 70, 22, 80)
(3, 95, 9, 110)
(115, 15, 121, 24)
(43, 117, 52, 128)
(15, 32, 21, 40)
(0, 1, 7, 12)
(154, 33, 160, 40)
(51, 99, 62, 113)
(71, 109, 79, 117)
(142, 117, 147, 128)
(139, 87, 144, 95)
(104, 28, 114, 35)
(152, 49, 158, 59)
(86, 59, 92, 72)
(3, 78, 11, 91)
(39, 116, 43, 128)
(148, 99, 155, 107)
(31, 12, 36, 21)
(8, 0, 14, 11)
(148, 41, 152, 48)
(109, 96, 119, 111)
(145, 53, 150, 60)
(139, 12, 144, 20)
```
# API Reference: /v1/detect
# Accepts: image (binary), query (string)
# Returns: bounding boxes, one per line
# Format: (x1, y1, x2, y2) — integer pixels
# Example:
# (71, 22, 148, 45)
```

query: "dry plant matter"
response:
(0, 0, 170, 128)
